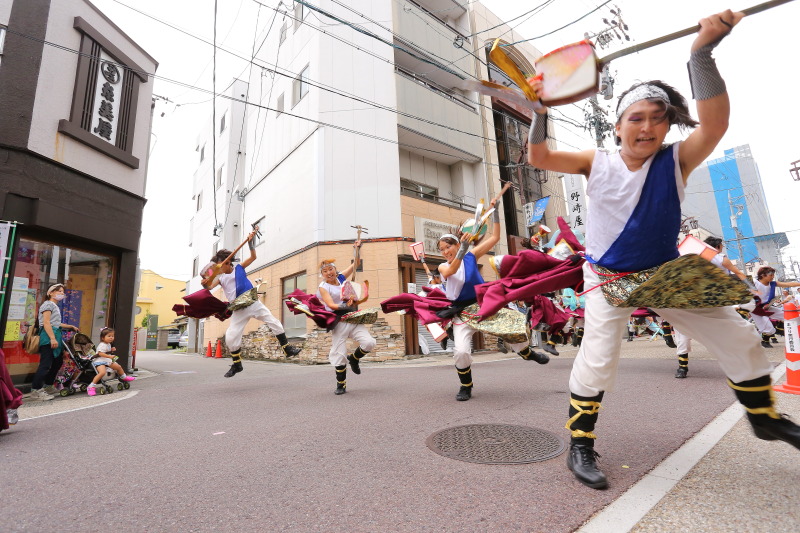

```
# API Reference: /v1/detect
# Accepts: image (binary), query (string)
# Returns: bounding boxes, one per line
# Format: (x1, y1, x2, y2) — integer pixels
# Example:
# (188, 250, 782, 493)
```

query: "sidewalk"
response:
(582, 362, 800, 533)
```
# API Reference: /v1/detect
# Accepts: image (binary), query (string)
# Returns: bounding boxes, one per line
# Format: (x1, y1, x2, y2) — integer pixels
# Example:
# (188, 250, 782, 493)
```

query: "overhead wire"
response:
(502, 0, 613, 46)
(7, 5, 592, 208)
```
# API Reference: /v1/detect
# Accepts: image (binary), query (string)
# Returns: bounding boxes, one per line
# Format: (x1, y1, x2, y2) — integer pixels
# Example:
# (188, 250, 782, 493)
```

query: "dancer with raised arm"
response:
(527, 9, 800, 490)
(202, 227, 301, 378)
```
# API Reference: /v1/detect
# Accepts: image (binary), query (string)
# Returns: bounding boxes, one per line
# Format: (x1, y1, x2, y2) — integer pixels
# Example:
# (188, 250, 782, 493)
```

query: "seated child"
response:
(88, 327, 135, 396)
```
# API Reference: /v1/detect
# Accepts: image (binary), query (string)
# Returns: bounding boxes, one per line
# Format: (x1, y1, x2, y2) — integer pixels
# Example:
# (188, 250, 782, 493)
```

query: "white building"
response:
(193, 0, 568, 358)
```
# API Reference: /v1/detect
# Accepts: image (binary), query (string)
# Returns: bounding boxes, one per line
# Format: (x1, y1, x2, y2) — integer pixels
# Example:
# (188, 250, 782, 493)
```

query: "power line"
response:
(466, 0, 558, 37)
(502, 0, 613, 46)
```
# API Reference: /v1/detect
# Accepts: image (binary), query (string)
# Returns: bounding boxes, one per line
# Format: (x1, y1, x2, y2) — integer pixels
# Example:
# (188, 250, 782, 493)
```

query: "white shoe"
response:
(44, 385, 58, 395)
(29, 388, 54, 401)
(6, 408, 19, 425)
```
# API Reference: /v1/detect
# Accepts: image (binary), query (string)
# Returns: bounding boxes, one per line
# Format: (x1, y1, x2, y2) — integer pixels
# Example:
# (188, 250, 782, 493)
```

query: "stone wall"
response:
(232, 317, 407, 364)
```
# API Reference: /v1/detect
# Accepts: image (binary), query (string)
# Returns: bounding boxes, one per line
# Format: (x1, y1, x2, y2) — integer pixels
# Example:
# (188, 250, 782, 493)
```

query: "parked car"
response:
(167, 329, 181, 348)
(178, 332, 189, 349)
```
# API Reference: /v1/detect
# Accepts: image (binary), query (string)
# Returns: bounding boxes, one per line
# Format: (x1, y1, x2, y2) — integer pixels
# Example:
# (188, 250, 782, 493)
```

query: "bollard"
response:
(775, 302, 800, 395)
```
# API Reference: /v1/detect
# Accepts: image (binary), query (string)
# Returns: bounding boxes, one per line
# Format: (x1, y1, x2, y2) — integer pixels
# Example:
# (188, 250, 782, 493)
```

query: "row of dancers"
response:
(180, 9, 800, 491)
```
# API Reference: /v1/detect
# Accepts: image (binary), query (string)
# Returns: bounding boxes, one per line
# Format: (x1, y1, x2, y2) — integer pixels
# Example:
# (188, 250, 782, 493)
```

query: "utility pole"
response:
(728, 191, 747, 272)
(583, 5, 629, 148)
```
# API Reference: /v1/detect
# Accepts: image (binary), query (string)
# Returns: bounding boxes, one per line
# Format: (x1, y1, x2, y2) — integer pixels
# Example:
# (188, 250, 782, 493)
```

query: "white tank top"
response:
(318, 281, 343, 312)
(585, 144, 685, 262)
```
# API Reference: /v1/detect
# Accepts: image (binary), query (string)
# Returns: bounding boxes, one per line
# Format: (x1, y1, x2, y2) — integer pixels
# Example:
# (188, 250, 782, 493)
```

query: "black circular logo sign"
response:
(101, 62, 121, 84)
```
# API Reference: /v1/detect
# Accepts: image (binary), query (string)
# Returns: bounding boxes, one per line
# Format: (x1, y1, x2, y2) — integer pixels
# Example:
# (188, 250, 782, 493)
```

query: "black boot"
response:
(575, 327, 584, 347)
(771, 335, 779, 344)
(334, 365, 347, 395)
(627, 330, 633, 342)
(455, 366, 473, 401)
(566, 392, 607, 489)
(276, 333, 301, 358)
(496, 338, 509, 354)
(543, 339, 559, 356)
(224, 350, 243, 378)
(729, 376, 800, 451)
(662, 322, 677, 349)
(775, 322, 785, 337)
(347, 346, 368, 375)
(517, 346, 549, 364)
(761, 333, 773, 348)
(675, 353, 689, 379)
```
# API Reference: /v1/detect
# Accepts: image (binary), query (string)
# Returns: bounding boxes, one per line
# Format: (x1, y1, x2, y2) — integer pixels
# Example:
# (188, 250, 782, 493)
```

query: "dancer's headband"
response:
(616, 84, 670, 119)
(438, 233, 459, 242)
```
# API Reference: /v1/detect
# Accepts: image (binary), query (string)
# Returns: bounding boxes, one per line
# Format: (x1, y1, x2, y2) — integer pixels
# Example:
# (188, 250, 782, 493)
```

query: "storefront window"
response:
(3, 238, 114, 383)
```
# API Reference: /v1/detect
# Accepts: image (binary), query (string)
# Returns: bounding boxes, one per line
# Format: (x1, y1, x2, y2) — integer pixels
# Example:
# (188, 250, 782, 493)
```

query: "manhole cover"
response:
(426, 424, 566, 464)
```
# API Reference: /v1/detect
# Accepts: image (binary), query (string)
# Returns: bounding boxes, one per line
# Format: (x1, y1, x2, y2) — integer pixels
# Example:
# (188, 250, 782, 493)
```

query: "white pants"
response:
(225, 301, 284, 352)
(673, 328, 692, 355)
(751, 308, 784, 336)
(570, 262, 772, 397)
(452, 320, 527, 369)
(329, 322, 376, 367)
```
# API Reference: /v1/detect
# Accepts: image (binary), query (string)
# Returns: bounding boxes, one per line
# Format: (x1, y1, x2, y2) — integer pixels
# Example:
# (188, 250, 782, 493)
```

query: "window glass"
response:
(3, 239, 114, 378)
(293, 66, 309, 106)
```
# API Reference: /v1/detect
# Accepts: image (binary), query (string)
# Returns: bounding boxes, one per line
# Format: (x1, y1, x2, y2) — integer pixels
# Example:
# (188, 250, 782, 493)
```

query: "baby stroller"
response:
(55, 333, 130, 396)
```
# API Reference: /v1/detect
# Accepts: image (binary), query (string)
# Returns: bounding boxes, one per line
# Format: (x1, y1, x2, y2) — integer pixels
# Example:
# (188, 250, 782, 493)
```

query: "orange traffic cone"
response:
(215, 339, 224, 358)
(775, 302, 800, 395)
(205, 341, 212, 358)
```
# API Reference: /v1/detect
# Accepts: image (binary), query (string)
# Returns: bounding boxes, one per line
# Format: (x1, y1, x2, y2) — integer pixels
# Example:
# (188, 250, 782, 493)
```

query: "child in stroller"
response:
(56, 329, 134, 396)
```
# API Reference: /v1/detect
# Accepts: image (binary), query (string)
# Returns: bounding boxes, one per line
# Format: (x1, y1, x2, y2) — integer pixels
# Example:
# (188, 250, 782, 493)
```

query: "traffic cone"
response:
(215, 339, 224, 358)
(206, 341, 212, 358)
(775, 302, 800, 395)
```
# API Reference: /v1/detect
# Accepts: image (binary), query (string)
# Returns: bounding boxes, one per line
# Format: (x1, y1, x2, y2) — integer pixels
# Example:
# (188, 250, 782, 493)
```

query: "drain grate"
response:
(426, 424, 566, 464)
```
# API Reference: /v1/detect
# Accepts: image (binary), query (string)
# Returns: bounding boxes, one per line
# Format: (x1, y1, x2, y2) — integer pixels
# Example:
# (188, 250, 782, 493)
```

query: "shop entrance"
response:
(2, 236, 115, 385)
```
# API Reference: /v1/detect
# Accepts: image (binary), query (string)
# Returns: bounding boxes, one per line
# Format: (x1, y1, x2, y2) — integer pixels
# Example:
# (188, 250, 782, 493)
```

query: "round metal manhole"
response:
(426, 424, 566, 464)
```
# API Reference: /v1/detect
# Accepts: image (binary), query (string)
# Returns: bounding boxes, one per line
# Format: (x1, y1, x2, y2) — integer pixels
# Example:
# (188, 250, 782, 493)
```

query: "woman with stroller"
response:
(28, 284, 79, 401)
(87, 328, 135, 396)
(527, 9, 800, 489)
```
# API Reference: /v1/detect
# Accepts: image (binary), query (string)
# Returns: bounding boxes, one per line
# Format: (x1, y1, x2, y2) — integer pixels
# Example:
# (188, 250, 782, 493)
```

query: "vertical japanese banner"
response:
(563, 174, 588, 232)
(90, 51, 122, 144)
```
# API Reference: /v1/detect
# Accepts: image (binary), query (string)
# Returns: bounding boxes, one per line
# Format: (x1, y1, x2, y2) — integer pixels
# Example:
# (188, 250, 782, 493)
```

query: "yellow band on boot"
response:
(678, 357, 689, 362)
(570, 429, 597, 439)
(727, 380, 772, 392)
(457, 368, 471, 375)
(727, 380, 781, 420)
(565, 398, 602, 432)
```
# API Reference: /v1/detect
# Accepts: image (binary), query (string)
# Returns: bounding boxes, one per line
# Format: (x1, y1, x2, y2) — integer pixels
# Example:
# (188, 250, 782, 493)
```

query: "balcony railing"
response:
(395, 66, 476, 113)
(401, 186, 475, 211)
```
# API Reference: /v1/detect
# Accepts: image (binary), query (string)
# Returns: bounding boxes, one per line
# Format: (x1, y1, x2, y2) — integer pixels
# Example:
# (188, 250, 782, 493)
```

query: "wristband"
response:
(492, 208, 500, 223)
(419, 257, 426, 264)
(455, 240, 470, 260)
(528, 112, 548, 145)
(687, 43, 726, 100)
(248, 239, 256, 250)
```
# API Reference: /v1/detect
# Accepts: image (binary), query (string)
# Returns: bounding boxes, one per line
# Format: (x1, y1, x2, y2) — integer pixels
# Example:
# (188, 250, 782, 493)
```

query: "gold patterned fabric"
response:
(457, 303, 528, 344)
(593, 265, 659, 307)
(227, 287, 258, 311)
(341, 307, 380, 325)
(596, 254, 752, 309)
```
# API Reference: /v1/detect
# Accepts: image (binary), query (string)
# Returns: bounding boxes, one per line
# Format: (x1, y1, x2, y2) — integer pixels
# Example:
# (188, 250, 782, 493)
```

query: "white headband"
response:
(616, 84, 670, 119)
(439, 233, 459, 242)
(320, 262, 336, 273)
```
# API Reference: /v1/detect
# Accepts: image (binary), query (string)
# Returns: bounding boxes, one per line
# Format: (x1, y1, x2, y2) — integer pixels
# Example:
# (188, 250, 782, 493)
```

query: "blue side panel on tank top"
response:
(456, 252, 485, 302)
(234, 264, 254, 297)
(596, 147, 681, 271)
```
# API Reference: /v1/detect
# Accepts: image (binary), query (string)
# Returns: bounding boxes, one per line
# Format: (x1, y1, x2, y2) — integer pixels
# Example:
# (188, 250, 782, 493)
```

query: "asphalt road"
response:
(1, 338, 780, 532)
